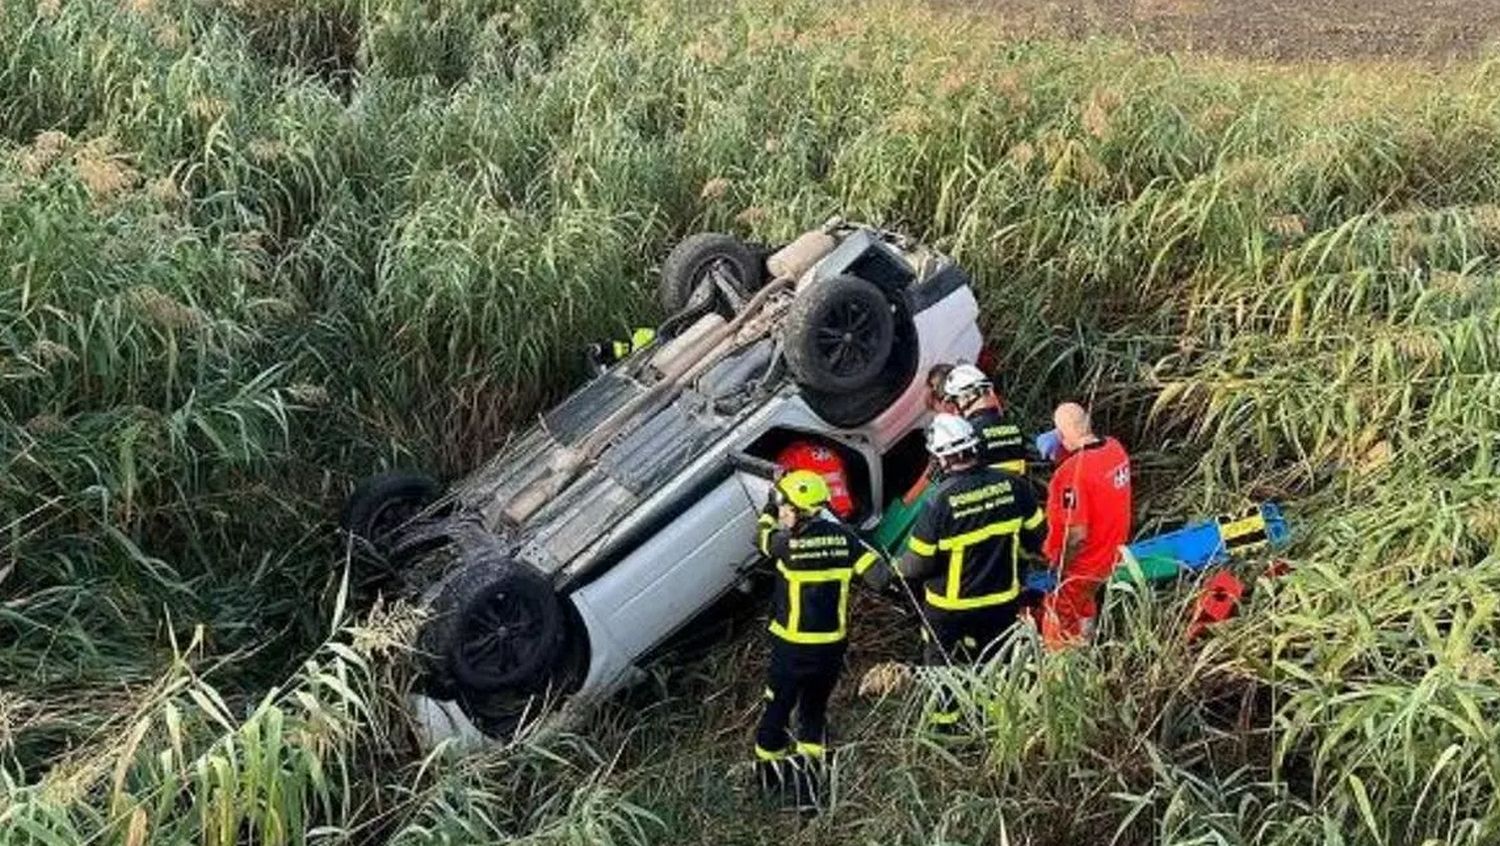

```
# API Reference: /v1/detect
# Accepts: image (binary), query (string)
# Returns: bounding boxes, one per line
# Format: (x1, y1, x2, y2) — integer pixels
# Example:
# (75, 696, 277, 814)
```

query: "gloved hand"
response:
(762, 485, 782, 518)
(585, 343, 610, 376)
(1034, 429, 1063, 462)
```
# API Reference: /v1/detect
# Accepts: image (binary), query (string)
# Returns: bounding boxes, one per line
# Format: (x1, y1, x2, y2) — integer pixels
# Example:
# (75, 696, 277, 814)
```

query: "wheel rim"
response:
(458, 587, 544, 678)
(690, 257, 745, 312)
(368, 496, 423, 539)
(815, 300, 883, 377)
(692, 256, 744, 285)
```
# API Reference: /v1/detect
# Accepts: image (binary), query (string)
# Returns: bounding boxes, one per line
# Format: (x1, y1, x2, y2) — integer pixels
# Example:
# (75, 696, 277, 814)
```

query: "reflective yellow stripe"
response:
(936, 518, 1022, 551)
(755, 745, 791, 761)
(909, 536, 937, 557)
(1221, 513, 1268, 547)
(774, 562, 851, 581)
(922, 517, 1027, 610)
(794, 741, 826, 758)
(853, 550, 879, 575)
(945, 546, 965, 604)
(787, 565, 802, 634)
(992, 459, 1027, 475)
(769, 621, 846, 645)
(925, 584, 1019, 610)
(757, 514, 774, 553)
(611, 340, 631, 358)
(772, 562, 852, 643)
(629, 327, 656, 350)
(1023, 508, 1045, 530)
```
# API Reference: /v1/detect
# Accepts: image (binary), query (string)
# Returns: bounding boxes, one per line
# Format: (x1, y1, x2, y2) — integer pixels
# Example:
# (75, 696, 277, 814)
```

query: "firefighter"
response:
(586, 327, 657, 374)
(943, 364, 1029, 476)
(753, 470, 880, 798)
(863, 414, 1046, 727)
(1041, 402, 1132, 650)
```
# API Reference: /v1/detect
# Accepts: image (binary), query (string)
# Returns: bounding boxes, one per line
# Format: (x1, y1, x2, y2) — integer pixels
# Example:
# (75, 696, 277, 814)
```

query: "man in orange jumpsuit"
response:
(1041, 402, 1132, 649)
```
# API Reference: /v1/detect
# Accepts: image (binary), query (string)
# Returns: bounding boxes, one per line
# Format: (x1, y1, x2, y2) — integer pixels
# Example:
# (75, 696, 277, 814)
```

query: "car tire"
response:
(797, 292, 919, 428)
(426, 590, 588, 739)
(442, 564, 564, 694)
(784, 274, 897, 395)
(659, 232, 762, 316)
(341, 471, 442, 547)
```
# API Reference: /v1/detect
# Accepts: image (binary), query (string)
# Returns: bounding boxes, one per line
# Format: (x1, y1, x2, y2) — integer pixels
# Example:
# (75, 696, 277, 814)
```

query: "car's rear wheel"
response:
(659, 232, 762, 317)
(785, 274, 917, 427)
(784, 274, 896, 394)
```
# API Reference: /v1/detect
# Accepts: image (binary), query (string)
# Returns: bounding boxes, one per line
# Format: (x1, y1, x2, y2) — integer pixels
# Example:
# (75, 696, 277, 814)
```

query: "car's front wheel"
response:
(341, 470, 442, 553)
(448, 567, 564, 694)
(422, 560, 563, 688)
(417, 553, 582, 736)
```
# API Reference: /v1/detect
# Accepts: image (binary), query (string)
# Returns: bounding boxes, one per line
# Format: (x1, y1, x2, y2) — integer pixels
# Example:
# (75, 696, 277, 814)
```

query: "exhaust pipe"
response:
(502, 276, 797, 525)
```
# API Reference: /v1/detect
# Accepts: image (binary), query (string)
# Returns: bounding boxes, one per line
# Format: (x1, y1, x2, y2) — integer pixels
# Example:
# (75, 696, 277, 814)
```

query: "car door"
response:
(568, 474, 761, 692)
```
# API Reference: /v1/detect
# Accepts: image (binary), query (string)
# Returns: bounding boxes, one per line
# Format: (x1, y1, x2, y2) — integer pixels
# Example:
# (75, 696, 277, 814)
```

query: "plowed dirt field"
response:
(941, 0, 1500, 60)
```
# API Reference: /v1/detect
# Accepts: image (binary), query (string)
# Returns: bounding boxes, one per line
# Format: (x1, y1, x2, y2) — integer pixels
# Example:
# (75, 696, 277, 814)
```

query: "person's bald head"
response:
(1054, 402, 1094, 451)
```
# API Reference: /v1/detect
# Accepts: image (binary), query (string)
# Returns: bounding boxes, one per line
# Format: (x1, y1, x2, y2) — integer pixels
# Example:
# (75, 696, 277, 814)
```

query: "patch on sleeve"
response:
(1062, 487, 1077, 509)
(1111, 463, 1131, 489)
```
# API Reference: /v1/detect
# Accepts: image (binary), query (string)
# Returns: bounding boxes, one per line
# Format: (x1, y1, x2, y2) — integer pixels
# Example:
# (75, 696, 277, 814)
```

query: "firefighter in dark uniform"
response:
(864, 414, 1045, 727)
(753, 470, 879, 795)
(943, 364, 1029, 476)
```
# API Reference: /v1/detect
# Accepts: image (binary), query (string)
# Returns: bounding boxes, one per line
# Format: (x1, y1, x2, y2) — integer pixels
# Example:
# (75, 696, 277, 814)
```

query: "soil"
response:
(938, 0, 1500, 61)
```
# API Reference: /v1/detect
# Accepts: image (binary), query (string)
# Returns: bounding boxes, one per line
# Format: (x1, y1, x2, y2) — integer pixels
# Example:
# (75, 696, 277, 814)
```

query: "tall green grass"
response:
(3, 0, 1499, 842)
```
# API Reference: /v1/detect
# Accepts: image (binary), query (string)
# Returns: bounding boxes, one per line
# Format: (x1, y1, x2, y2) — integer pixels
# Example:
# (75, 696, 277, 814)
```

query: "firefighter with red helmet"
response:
(775, 441, 855, 519)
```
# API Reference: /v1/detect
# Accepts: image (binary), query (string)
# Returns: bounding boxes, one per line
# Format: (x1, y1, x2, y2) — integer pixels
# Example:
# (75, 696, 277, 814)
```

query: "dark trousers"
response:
(754, 640, 844, 758)
(920, 602, 1019, 725)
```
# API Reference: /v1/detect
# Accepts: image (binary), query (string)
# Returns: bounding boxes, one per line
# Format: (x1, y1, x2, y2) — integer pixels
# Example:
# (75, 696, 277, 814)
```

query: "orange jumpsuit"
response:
(1042, 437, 1132, 648)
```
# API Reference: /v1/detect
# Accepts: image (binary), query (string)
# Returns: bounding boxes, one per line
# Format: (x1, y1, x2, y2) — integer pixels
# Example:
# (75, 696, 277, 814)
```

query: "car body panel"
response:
(569, 475, 760, 700)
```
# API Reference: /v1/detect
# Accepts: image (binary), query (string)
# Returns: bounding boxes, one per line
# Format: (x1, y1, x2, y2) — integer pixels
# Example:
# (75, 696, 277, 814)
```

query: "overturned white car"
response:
(341, 219, 985, 743)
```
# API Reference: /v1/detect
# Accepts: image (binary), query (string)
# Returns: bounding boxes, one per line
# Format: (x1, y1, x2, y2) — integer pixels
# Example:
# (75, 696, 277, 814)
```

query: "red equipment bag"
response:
(775, 440, 856, 519)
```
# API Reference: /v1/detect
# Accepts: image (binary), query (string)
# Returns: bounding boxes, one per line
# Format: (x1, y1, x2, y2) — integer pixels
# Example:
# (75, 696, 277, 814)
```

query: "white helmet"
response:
(943, 364, 992, 406)
(926, 413, 979, 458)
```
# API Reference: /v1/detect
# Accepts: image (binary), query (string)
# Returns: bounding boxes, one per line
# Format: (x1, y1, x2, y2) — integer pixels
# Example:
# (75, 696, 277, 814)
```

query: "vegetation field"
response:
(3, 0, 1499, 843)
